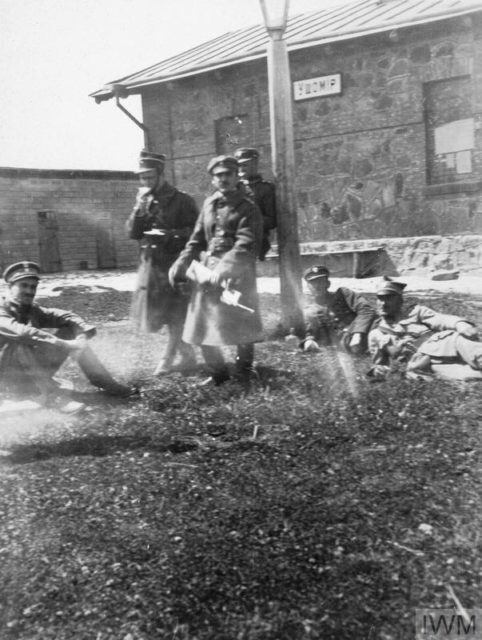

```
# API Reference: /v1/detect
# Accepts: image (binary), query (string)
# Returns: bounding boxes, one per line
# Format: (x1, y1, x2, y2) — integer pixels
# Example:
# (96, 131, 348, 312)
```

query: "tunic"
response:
(303, 287, 377, 350)
(0, 297, 94, 347)
(126, 181, 198, 332)
(0, 297, 95, 391)
(170, 188, 264, 346)
(241, 175, 277, 260)
(368, 304, 482, 379)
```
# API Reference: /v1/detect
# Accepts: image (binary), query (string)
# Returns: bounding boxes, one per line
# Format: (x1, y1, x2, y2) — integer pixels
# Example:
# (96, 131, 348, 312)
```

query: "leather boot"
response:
(77, 346, 135, 396)
(153, 325, 179, 376)
(176, 342, 197, 372)
(235, 343, 254, 377)
(200, 345, 230, 385)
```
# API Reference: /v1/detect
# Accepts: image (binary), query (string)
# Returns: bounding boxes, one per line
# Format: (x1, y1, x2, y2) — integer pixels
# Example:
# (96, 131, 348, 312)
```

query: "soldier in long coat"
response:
(368, 277, 482, 380)
(169, 155, 263, 385)
(126, 150, 199, 375)
(235, 147, 277, 261)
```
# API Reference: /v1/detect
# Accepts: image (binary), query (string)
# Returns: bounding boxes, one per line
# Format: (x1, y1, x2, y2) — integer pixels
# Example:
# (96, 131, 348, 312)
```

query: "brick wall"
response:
(140, 14, 482, 243)
(0, 168, 140, 272)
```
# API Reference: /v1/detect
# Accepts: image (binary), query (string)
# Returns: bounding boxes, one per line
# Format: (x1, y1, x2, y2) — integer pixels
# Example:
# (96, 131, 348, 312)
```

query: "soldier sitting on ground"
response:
(368, 276, 482, 381)
(301, 265, 378, 355)
(0, 261, 137, 413)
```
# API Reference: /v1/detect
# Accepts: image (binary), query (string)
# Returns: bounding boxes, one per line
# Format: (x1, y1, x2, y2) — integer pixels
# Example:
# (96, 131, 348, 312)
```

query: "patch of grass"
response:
(0, 290, 481, 639)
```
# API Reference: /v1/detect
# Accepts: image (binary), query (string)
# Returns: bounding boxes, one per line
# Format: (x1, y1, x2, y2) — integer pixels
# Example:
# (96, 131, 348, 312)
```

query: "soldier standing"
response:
(126, 150, 199, 375)
(234, 147, 277, 261)
(169, 155, 264, 385)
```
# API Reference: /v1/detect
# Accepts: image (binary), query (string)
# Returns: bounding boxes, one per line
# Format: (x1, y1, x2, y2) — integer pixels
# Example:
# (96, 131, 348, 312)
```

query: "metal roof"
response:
(91, 0, 482, 102)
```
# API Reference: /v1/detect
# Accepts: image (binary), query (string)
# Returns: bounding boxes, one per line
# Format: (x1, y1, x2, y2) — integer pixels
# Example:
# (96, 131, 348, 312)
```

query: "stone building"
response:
(92, 0, 482, 273)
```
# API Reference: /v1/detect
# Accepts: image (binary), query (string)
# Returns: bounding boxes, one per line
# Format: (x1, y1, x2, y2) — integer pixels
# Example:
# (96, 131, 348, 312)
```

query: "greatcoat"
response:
(170, 188, 264, 346)
(126, 181, 198, 332)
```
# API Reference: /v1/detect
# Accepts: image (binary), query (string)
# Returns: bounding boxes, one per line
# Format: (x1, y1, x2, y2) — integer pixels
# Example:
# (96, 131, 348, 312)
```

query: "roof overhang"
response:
(90, 5, 481, 104)
(90, 52, 268, 103)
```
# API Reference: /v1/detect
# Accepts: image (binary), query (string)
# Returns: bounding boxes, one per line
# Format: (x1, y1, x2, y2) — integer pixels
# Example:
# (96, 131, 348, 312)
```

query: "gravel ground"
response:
(0, 266, 481, 639)
(1, 268, 480, 298)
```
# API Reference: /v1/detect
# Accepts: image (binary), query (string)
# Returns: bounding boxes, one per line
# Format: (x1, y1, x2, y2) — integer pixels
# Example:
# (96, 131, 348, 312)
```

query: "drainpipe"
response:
(108, 83, 151, 150)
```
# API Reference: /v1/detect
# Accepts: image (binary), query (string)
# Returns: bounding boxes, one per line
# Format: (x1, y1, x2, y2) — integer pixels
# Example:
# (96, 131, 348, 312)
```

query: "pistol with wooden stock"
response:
(185, 260, 255, 314)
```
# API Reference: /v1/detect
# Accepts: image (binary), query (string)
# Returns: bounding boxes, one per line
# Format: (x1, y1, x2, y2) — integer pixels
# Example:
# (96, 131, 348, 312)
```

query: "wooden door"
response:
(96, 220, 117, 269)
(37, 211, 62, 272)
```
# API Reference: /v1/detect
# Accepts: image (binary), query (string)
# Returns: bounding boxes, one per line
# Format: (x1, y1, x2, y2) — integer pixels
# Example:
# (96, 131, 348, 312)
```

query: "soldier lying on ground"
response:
(368, 276, 482, 381)
(0, 261, 137, 413)
(301, 265, 378, 355)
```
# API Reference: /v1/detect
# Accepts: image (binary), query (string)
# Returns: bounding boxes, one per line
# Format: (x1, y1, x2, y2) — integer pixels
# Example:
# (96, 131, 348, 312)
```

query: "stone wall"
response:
(142, 58, 272, 204)
(0, 168, 139, 272)
(291, 19, 482, 242)
(259, 235, 482, 277)
(140, 14, 482, 243)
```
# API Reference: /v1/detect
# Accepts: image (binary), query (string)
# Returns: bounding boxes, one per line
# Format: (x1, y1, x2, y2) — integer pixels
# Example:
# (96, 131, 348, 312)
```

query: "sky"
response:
(0, 0, 349, 171)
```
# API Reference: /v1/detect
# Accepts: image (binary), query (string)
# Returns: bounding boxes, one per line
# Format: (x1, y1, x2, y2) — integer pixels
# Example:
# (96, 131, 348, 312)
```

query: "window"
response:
(424, 76, 474, 184)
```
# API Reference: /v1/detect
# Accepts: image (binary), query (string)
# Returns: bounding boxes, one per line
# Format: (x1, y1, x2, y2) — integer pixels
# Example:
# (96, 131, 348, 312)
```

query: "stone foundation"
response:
(259, 235, 482, 277)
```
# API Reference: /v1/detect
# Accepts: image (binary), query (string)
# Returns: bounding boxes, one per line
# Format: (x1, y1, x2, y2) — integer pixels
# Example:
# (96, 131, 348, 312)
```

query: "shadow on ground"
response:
(2, 433, 200, 465)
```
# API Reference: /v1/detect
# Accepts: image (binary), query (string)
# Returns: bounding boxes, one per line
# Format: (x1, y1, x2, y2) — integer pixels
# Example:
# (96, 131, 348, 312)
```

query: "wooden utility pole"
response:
(262, 2, 303, 332)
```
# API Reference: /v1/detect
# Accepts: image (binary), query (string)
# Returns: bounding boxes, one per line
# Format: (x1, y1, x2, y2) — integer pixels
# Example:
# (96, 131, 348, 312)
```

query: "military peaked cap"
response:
(3, 261, 41, 284)
(207, 155, 238, 174)
(135, 150, 166, 173)
(376, 276, 407, 296)
(303, 265, 330, 282)
(234, 147, 259, 164)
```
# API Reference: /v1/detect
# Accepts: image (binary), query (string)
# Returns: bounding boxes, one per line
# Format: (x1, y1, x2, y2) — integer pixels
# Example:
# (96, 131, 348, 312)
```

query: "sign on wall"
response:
(293, 73, 342, 101)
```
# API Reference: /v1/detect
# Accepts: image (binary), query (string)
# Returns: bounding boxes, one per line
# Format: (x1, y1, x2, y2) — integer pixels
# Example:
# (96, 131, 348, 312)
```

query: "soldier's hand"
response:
(367, 364, 390, 380)
(349, 332, 363, 354)
(456, 321, 478, 340)
(58, 335, 88, 354)
(399, 338, 417, 357)
(208, 271, 222, 288)
(134, 187, 151, 211)
(168, 265, 179, 289)
(304, 338, 321, 353)
(75, 334, 88, 348)
(136, 186, 150, 200)
(388, 337, 415, 358)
